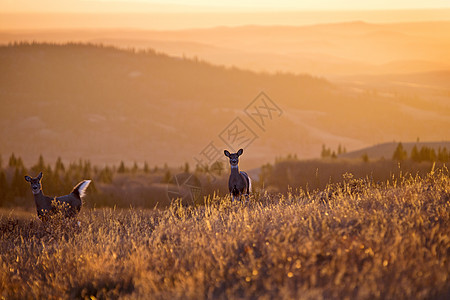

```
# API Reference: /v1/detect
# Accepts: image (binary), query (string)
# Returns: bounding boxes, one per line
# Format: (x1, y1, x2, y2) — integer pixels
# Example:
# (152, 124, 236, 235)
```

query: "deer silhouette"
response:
(224, 149, 251, 202)
(25, 172, 91, 221)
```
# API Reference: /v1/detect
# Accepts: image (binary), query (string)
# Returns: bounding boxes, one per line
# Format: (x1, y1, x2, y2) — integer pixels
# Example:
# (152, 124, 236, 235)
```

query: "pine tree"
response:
(7, 153, 25, 169)
(411, 145, 420, 162)
(392, 143, 407, 161)
(16, 157, 25, 170)
(259, 163, 273, 187)
(163, 170, 172, 183)
(63, 172, 73, 192)
(11, 166, 27, 198)
(321, 145, 331, 158)
(50, 168, 63, 195)
(87, 180, 98, 195)
(184, 162, 190, 173)
(438, 147, 449, 162)
(430, 149, 437, 162)
(361, 153, 369, 163)
(118, 161, 126, 173)
(132, 162, 139, 173)
(143, 162, 150, 173)
(419, 146, 429, 162)
(211, 161, 224, 175)
(418, 146, 437, 162)
(99, 166, 113, 184)
(0, 170, 8, 206)
(31, 154, 46, 174)
(83, 160, 92, 178)
(55, 157, 65, 172)
(8, 153, 17, 167)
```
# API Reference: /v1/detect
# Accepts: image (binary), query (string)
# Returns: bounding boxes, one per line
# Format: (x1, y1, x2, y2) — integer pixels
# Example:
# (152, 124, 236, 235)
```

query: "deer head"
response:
(24, 172, 43, 195)
(224, 149, 243, 167)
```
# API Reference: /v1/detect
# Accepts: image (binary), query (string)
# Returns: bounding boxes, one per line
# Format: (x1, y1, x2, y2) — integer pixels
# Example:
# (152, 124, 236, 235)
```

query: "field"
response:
(2, 4, 450, 299)
(1, 167, 449, 299)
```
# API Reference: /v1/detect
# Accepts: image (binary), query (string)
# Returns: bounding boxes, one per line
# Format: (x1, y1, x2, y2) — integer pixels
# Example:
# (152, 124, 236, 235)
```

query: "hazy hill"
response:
(0, 43, 449, 167)
(340, 141, 450, 160)
(1, 21, 449, 76)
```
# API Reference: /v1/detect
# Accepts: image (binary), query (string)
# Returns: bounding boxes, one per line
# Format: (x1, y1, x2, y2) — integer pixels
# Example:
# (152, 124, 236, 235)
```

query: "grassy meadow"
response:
(1, 167, 449, 299)
(2, 8, 450, 300)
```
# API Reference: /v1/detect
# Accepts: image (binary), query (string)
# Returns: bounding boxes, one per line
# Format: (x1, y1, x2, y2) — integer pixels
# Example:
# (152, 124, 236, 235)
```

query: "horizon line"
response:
(1, 8, 449, 31)
(2, 7, 450, 14)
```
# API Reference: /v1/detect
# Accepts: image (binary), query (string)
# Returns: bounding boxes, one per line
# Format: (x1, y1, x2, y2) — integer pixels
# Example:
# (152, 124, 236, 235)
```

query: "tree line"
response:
(320, 144, 347, 159)
(0, 153, 226, 209)
(1, 144, 447, 208)
(392, 143, 449, 163)
(320, 143, 449, 163)
(0, 154, 166, 208)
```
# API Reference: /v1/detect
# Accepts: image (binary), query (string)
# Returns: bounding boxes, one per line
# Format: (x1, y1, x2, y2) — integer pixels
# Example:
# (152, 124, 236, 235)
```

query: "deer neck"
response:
(32, 189, 43, 197)
(230, 165, 240, 175)
(33, 190, 51, 210)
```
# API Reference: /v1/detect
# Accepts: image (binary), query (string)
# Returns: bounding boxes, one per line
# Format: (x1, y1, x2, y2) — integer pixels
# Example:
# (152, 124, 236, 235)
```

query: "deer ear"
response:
(25, 176, 32, 182)
(37, 172, 43, 180)
(224, 150, 231, 157)
(237, 149, 243, 156)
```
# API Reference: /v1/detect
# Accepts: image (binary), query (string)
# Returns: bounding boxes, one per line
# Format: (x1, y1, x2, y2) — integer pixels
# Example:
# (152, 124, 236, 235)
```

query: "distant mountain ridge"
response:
(1, 21, 449, 76)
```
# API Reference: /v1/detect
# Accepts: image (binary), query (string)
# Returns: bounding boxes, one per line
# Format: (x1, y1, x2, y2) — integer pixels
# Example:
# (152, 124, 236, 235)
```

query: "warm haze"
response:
(3, 0, 450, 12)
(1, 2, 449, 300)
(1, 1, 450, 29)
(0, 0, 449, 167)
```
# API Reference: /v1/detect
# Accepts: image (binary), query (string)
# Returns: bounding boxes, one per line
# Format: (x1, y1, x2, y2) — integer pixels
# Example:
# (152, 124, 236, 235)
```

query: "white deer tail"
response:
(72, 180, 92, 198)
(240, 171, 251, 194)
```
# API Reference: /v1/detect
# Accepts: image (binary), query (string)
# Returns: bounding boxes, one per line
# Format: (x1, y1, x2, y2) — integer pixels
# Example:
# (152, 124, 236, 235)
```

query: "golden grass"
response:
(1, 168, 449, 299)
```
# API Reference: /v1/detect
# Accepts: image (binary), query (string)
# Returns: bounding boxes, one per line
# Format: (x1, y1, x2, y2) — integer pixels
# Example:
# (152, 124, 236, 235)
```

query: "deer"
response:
(224, 149, 251, 202)
(25, 171, 91, 221)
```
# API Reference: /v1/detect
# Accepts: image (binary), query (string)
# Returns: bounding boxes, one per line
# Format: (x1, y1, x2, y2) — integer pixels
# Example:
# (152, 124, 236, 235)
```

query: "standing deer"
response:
(224, 149, 251, 202)
(25, 172, 91, 220)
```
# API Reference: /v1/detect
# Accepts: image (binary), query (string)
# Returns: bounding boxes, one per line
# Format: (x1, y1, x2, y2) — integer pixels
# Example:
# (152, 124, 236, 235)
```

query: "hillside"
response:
(0, 43, 449, 167)
(341, 141, 450, 160)
(1, 21, 450, 76)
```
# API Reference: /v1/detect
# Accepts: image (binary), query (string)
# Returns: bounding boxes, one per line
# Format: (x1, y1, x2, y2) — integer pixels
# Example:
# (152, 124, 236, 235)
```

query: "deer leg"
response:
(244, 193, 249, 203)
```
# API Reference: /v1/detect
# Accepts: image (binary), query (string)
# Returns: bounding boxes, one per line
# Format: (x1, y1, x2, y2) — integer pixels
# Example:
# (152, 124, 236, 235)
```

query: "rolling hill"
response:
(1, 21, 450, 76)
(0, 43, 449, 167)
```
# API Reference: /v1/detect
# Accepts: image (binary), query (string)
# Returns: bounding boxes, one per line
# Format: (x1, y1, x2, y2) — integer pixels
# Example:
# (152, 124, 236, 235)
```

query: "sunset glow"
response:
(2, 0, 450, 13)
(1, 0, 450, 30)
(1, 2, 450, 297)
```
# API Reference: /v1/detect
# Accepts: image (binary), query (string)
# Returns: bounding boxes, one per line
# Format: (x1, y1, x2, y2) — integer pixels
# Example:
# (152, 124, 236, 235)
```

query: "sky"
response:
(2, 0, 450, 13)
(1, 0, 449, 30)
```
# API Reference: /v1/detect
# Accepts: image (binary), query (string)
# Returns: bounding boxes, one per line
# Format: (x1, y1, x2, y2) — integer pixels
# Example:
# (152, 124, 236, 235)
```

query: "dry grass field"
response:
(1, 167, 449, 299)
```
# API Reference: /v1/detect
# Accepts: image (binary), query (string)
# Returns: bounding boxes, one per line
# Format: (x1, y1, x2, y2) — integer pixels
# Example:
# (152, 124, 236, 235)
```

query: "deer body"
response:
(225, 149, 251, 202)
(25, 172, 91, 220)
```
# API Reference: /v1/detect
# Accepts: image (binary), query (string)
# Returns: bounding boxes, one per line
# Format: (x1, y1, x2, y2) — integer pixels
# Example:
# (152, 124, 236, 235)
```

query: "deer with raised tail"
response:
(224, 149, 252, 202)
(25, 172, 91, 221)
